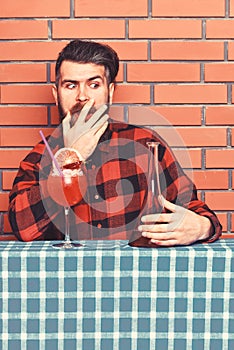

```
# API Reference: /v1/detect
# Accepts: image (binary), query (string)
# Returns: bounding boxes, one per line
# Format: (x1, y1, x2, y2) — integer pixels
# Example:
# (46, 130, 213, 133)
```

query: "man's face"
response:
(52, 61, 114, 120)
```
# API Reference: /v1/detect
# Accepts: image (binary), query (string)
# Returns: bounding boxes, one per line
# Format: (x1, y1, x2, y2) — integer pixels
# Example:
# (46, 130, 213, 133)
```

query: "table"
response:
(0, 240, 233, 350)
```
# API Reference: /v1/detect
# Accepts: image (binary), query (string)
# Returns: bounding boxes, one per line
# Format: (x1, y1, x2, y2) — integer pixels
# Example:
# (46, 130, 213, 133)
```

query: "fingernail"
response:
(142, 232, 147, 237)
(151, 239, 158, 244)
(158, 195, 164, 206)
(138, 226, 142, 231)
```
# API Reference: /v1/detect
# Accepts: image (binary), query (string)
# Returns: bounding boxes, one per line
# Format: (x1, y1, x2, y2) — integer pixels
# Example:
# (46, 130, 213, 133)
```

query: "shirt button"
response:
(94, 194, 99, 200)
(97, 223, 102, 228)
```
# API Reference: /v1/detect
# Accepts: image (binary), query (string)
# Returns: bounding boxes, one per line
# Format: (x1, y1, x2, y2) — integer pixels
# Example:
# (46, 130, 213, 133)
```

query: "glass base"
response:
(52, 241, 82, 249)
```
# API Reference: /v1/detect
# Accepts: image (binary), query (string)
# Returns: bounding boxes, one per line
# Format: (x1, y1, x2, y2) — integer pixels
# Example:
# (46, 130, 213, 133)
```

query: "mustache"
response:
(70, 104, 97, 115)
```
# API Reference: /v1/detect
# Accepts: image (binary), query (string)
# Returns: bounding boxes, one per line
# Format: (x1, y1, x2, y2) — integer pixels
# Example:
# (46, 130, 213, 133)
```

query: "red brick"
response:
(50, 62, 124, 83)
(129, 19, 202, 39)
(0, 106, 48, 125)
(0, 149, 30, 168)
(0, 20, 48, 39)
(0, 85, 54, 104)
(2, 171, 17, 191)
(173, 149, 202, 169)
(127, 63, 200, 82)
(156, 127, 226, 147)
(231, 87, 234, 103)
(50, 106, 60, 125)
(230, 0, 234, 16)
(216, 213, 227, 232)
(106, 41, 148, 61)
(154, 85, 227, 104)
(75, 0, 148, 17)
(206, 150, 234, 168)
(128, 106, 201, 126)
(204, 63, 234, 82)
(232, 128, 234, 145)
(221, 234, 234, 238)
(206, 106, 234, 125)
(116, 64, 125, 82)
(3, 215, 15, 235)
(50, 63, 56, 82)
(152, 0, 225, 17)
(0, 0, 70, 17)
(0, 193, 9, 211)
(0, 64, 47, 83)
(108, 106, 125, 122)
(0, 128, 54, 147)
(187, 170, 229, 189)
(151, 41, 224, 60)
(227, 42, 234, 59)
(205, 192, 234, 211)
(0, 42, 67, 61)
(232, 213, 234, 232)
(113, 85, 150, 103)
(52, 20, 125, 39)
(206, 19, 234, 38)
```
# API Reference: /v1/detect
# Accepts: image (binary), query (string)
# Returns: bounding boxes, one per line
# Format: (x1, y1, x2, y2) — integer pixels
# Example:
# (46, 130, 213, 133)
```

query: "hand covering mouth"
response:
(70, 104, 97, 127)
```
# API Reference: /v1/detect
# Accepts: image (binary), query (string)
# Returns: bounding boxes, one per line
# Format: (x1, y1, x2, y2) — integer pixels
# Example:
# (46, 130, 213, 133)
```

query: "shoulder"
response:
(109, 118, 167, 146)
(23, 125, 64, 165)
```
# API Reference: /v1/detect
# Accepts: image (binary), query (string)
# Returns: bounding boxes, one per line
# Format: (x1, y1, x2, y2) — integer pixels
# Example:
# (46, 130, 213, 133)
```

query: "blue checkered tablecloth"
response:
(0, 239, 233, 350)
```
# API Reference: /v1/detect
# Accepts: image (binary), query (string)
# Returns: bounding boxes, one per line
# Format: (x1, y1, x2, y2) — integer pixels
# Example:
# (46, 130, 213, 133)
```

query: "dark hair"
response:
(55, 39, 119, 86)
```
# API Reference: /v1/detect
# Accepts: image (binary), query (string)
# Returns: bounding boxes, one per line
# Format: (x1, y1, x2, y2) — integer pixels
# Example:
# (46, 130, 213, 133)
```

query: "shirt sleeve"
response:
(8, 142, 63, 241)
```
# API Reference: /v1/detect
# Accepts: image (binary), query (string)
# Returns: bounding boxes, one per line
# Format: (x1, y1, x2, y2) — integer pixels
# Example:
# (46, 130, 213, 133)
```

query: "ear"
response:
(52, 84, 58, 105)
(108, 83, 115, 105)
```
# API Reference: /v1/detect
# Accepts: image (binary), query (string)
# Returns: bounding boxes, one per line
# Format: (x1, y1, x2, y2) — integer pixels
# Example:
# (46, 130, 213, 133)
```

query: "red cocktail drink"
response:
(46, 147, 87, 248)
(47, 169, 87, 207)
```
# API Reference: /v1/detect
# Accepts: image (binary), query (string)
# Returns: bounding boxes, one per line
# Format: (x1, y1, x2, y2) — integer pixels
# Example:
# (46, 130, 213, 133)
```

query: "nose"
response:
(76, 84, 89, 103)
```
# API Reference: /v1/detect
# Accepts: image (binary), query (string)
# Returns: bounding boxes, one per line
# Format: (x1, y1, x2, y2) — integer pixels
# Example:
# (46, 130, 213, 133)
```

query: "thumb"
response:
(159, 195, 176, 212)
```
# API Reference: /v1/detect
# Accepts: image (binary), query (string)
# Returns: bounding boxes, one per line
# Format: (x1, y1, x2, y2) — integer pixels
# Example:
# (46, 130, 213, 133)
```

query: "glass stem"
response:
(64, 207, 70, 243)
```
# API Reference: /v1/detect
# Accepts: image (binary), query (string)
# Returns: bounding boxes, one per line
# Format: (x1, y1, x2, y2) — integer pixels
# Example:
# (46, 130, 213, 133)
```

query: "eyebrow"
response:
(62, 75, 104, 84)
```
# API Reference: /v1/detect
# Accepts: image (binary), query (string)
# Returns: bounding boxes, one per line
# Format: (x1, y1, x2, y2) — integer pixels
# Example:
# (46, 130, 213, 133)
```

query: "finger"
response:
(77, 99, 95, 123)
(139, 223, 170, 234)
(93, 120, 108, 139)
(150, 238, 178, 246)
(141, 230, 175, 240)
(92, 113, 109, 131)
(62, 111, 72, 134)
(141, 213, 173, 224)
(86, 104, 108, 129)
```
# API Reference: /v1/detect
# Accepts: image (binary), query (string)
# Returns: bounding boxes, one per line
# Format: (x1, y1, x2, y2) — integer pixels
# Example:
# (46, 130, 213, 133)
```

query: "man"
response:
(8, 39, 222, 246)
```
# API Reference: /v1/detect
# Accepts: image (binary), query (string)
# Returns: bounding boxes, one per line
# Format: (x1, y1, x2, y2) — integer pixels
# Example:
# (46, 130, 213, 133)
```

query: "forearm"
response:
(187, 199, 222, 242)
(8, 185, 62, 241)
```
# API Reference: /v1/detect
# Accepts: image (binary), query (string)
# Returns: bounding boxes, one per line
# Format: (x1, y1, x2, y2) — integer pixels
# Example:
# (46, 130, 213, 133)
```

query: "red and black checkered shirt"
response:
(8, 119, 222, 243)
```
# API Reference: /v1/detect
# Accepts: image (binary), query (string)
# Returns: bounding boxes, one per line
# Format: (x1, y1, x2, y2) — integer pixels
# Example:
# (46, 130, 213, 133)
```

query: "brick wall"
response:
(0, 0, 233, 237)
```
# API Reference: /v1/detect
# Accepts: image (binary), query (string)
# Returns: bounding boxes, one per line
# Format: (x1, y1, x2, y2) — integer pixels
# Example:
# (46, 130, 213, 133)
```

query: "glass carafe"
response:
(128, 141, 162, 247)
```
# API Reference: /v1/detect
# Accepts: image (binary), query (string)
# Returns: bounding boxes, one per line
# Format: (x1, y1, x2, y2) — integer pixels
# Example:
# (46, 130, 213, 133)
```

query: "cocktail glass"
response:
(47, 167, 87, 249)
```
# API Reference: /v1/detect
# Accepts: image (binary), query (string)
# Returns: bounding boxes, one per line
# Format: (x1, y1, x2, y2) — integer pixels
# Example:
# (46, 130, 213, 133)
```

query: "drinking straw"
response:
(39, 130, 64, 177)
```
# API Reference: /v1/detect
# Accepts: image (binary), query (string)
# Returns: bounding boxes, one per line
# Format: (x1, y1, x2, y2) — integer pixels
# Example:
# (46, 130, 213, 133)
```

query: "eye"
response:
(64, 82, 77, 89)
(89, 82, 100, 89)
